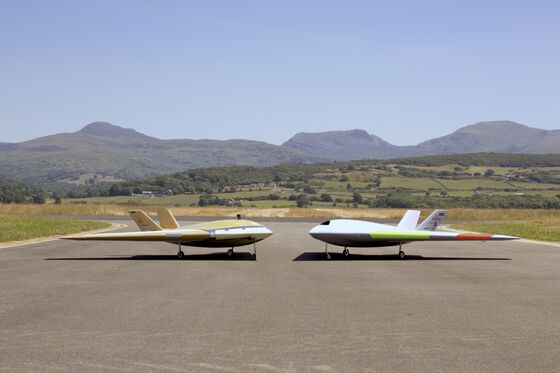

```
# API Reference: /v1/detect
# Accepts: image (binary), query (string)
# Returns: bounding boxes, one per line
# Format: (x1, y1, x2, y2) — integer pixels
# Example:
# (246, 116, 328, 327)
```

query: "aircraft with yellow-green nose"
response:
(308, 209, 517, 259)
(63, 209, 273, 260)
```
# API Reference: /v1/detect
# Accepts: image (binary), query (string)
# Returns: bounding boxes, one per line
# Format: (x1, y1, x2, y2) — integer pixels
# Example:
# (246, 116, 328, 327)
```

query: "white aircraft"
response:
(64, 209, 273, 260)
(308, 209, 517, 259)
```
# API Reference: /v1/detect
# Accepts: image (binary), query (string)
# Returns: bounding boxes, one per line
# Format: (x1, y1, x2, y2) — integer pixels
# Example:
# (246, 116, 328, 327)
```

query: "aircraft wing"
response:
(370, 230, 517, 242)
(62, 229, 210, 242)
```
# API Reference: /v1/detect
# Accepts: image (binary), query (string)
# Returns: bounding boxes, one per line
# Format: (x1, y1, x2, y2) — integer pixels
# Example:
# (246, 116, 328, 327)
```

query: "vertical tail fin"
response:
(397, 210, 421, 230)
(129, 210, 162, 231)
(416, 209, 447, 231)
(158, 209, 180, 230)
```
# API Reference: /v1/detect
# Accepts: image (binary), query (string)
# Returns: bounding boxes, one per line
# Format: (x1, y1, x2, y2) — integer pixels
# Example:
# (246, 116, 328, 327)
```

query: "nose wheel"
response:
(227, 248, 234, 257)
(325, 244, 331, 260)
(343, 247, 350, 257)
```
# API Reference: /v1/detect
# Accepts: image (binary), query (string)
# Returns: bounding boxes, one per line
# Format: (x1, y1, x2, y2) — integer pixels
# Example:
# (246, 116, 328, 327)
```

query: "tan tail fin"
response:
(129, 210, 162, 231)
(158, 209, 180, 229)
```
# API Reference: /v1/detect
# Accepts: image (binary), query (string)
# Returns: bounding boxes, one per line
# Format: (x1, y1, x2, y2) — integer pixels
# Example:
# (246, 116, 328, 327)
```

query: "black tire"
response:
(177, 251, 184, 259)
(398, 251, 405, 259)
(343, 248, 350, 257)
(227, 249, 234, 257)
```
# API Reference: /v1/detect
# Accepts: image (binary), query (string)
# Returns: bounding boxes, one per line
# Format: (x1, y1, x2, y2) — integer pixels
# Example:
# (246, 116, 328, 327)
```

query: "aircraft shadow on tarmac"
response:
(46, 252, 256, 261)
(293, 252, 511, 261)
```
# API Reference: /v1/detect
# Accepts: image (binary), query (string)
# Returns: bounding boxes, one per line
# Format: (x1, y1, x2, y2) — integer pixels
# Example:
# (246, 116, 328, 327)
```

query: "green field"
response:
(380, 176, 444, 190)
(60, 173, 126, 185)
(435, 178, 512, 190)
(452, 220, 560, 243)
(0, 216, 110, 243)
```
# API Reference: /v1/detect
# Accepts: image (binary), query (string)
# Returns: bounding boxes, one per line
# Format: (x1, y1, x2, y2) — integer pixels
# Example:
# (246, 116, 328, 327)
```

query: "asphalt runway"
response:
(1, 219, 560, 372)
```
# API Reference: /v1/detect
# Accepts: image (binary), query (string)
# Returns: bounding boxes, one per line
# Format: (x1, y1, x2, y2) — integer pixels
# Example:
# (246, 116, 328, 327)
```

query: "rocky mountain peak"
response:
(77, 122, 153, 140)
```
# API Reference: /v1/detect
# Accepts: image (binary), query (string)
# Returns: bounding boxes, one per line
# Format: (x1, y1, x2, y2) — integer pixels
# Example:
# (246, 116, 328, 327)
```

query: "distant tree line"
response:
(367, 193, 560, 209)
(0, 178, 46, 204)
(43, 152, 560, 207)
(387, 153, 560, 168)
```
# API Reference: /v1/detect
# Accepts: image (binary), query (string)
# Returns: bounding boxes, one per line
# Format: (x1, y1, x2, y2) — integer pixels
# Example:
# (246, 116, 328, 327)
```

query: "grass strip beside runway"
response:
(0, 216, 110, 243)
(452, 220, 560, 242)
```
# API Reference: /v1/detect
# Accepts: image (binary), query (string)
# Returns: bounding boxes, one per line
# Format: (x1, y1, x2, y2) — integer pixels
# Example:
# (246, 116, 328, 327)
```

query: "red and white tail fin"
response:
(416, 210, 447, 231)
(397, 210, 421, 231)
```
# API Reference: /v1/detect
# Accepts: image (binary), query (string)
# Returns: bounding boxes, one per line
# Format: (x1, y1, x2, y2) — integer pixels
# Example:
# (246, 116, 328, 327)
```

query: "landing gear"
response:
(252, 243, 257, 261)
(227, 248, 234, 257)
(343, 247, 350, 257)
(325, 244, 331, 260)
(398, 242, 405, 259)
(177, 242, 184, 259)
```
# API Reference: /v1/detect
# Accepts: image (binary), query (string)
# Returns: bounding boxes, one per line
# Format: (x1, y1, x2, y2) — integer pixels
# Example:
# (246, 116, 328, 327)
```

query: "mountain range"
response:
(283, 121, 560, 160)
(0, 122, 323, 184)
(1, 120, 559, 184)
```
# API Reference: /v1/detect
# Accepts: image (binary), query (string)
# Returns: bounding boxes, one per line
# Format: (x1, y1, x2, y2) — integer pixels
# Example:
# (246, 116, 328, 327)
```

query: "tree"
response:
(352, 191, 363, 204)
(484, 169, 495, 177)
(32, 195, 46, 204)
(303, 185, 317, 194)
(296, 194, 310, 208)
(320, 193, 333, 202)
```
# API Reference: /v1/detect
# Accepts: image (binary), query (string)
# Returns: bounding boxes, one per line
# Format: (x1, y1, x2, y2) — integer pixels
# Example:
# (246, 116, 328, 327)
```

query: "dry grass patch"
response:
(2, 204, 559, 223)
(446, 208, 560, 221)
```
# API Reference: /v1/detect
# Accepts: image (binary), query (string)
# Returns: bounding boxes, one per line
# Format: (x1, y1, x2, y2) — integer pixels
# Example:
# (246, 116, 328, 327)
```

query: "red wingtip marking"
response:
(456, 233, 493, 241)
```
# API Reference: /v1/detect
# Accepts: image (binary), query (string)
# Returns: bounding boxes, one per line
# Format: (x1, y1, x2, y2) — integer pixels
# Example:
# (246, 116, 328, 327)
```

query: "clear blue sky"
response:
(1, 0, 559, 145)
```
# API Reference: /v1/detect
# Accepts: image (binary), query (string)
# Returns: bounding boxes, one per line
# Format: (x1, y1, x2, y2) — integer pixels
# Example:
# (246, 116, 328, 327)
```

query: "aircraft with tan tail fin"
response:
(63, 209, 273, 260)
(308, 209, 518, 259)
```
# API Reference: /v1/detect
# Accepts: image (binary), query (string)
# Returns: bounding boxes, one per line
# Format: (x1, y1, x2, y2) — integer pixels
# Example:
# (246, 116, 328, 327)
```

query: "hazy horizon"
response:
(1, 0, 559, 145)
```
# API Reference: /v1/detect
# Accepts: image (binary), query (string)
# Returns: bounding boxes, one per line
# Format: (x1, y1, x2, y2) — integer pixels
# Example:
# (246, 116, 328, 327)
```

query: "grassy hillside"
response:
(59, 153, 560, 210)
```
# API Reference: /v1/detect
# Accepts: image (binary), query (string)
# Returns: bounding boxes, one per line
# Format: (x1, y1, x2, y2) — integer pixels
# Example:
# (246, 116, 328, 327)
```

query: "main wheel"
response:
(177, 251, 184, 259)
(398, 250, 406, 259)
(326, 253, 331, 260)
(227, 248, 234, 257)
(343, 248, 350, 257)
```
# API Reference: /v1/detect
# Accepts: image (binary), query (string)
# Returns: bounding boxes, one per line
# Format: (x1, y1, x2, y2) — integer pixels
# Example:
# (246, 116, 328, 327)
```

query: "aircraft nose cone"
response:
(264, 227, 274, 237)
(308, 225, 323, 238)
